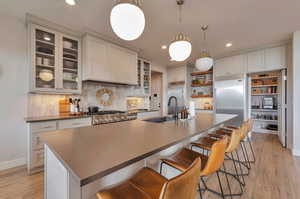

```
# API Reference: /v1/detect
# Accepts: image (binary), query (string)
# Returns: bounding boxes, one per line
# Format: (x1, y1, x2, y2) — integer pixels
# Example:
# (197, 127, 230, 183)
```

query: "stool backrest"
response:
(226, 128, 242, 153)
(160, 157, 201, 199)
(240, 122, 248, 140)
(200, 136, 229, 176)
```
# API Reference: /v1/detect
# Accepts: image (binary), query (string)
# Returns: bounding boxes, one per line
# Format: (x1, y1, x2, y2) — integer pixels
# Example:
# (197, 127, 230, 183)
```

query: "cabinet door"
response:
(108, 44, 138, 85)
(247, 50, 265, 73)
(59, 34, 82, 93)
(30, 24, 58, 92)
(265, 46, 286, 70)
(83, 35, 110, 82)
(214, 57, 232, 77)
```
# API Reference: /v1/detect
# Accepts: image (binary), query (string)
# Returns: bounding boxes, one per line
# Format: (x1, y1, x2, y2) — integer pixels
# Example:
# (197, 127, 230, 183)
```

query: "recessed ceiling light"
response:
(161, 45, 167, 50)
(65, 0, 76, 6)
(226, 43, 232, 47)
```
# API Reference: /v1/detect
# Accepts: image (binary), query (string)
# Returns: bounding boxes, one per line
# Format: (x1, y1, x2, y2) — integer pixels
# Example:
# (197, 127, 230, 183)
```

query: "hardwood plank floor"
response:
(0, 133, 299, 199)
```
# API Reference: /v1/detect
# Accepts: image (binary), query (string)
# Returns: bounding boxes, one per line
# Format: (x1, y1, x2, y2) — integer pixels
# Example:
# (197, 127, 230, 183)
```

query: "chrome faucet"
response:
(168, 96, 178, 119)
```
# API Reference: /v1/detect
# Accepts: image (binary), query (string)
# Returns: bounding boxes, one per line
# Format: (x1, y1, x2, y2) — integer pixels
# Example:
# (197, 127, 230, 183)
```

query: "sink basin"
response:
(143, 116, 176, 123)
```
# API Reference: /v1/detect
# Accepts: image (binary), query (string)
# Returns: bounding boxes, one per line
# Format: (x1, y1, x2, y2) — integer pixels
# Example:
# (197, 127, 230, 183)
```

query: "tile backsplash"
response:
(27, 82, 149, 117)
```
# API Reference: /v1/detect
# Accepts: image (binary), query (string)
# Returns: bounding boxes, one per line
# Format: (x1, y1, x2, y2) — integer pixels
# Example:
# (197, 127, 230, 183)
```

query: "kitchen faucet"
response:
(168, 96, 178, 119)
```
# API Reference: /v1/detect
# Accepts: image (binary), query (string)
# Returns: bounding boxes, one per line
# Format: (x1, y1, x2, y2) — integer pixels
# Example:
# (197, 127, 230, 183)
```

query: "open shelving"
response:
(250, 71, 282, 134)
(190, 69, 213, 99)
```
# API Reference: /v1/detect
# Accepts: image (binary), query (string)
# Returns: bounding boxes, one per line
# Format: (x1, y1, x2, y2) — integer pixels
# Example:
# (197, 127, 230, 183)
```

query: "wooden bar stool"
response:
(160, 136, 229, 199)
(191, 128, 245, 196)
(96, 157, 201, 199)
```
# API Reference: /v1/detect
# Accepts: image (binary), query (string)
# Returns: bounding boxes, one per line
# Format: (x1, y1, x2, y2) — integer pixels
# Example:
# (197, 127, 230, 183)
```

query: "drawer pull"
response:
(43, 126, 53, 129)
(72, 122, 82, 125)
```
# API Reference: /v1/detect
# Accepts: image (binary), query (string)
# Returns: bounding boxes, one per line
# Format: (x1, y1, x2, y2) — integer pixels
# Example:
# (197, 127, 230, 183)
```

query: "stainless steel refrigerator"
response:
(214, 74, 248, 126)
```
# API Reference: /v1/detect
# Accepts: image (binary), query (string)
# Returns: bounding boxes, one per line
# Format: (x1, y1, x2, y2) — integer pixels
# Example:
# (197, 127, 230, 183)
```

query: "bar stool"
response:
(191, 128, 245, 197)
(211, 122, 252, 171)
(160, 136, 229, 199)
(96, 157, 201, 199)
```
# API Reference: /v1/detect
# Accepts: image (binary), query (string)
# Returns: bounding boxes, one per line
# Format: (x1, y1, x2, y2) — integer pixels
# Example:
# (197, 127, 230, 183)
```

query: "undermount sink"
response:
(143, 116, 176, 123)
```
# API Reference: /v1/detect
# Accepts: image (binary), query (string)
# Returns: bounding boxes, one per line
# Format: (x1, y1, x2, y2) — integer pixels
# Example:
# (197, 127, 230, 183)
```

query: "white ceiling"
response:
(1, 0, 300, 67)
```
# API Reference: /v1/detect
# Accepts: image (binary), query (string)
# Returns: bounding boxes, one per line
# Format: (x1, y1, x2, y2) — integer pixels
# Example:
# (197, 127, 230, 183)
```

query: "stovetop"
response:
(88, 110, 126, 115)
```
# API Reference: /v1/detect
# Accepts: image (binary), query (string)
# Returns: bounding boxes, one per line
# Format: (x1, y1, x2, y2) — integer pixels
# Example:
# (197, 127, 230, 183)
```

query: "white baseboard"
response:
(0, 157, 26, 171)
(292, 149, 300, 157)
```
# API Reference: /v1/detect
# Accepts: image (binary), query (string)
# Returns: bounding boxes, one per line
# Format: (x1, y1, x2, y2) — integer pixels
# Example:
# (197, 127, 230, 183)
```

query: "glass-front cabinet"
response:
(137, 59, 151, 95)
(29, 24, 81, 94)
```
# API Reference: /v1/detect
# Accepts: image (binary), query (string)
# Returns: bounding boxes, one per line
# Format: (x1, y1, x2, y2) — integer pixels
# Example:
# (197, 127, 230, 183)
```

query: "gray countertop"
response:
(25, 114, 91, 123)
(40, 113, 236, 186)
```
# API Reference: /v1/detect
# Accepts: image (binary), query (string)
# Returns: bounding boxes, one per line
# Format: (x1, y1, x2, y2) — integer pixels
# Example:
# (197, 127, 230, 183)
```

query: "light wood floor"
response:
(0, 133, 300, 199)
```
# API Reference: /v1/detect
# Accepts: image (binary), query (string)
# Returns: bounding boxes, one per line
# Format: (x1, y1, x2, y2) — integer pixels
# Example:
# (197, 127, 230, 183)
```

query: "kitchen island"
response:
(41, 113, 236, 199)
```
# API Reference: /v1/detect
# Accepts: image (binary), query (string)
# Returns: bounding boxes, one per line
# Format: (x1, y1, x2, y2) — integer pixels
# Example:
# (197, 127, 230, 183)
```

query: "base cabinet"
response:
(27, 117, 91, 174)
(137, 111, 161, 120)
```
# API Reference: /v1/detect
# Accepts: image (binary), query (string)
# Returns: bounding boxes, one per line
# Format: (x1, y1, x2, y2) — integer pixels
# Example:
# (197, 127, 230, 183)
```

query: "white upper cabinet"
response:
(247, 46, 286, 73)
(29, 24, 82, 94)
(83, 34, 138, 85)
(264, 46, 286, 70)
(167, 66, 186, 83)
(214, 55, 247, 77)
(247, 50, 265, 73)
(214, 45, 287, 77)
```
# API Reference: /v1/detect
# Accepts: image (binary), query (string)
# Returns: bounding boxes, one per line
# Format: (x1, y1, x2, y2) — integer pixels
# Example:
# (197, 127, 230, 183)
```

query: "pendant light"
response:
(110, 0, 145, 41)
(195, 26, 214, 71)
(169, 0, 192, 62)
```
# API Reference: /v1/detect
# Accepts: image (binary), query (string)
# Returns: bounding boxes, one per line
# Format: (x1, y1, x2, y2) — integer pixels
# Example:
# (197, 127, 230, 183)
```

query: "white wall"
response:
(293, 32, 300, 156)
(0, 14, 28, 170)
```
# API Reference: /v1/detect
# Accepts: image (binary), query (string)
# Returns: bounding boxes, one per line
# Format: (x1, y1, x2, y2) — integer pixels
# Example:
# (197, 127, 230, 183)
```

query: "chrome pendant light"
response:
(110, 0, 145, 41)
(169, 0, 192, 62)
(195, 26, 213, 71)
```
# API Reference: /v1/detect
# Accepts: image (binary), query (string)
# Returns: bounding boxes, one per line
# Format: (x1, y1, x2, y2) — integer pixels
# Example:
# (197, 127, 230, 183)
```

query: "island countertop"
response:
(40, 113, 236, 186)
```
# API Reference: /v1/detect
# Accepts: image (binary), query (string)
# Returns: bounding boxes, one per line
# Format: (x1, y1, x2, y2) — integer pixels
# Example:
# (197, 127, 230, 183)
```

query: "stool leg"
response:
(231, 152, 245, 189)
(235, 150, 246, 184)
(222, 163, 233, 199)
(240, 142, 251, 169)
(247, 135, 256, 163)
(216, 171, 225, 199)
(198, 183, 203, 199)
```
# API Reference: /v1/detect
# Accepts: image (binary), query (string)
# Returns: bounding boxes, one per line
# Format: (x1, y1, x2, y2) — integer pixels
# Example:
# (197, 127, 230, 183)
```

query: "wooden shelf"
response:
(191, 95, 213, 98)
(251, 76, 279, 80)
(169, 81, 185, 86)
(251, 84, 278, 88)
(191, 70, 213, 76)
(251, 93, 278, 96)
(191, 82, 213, 87)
